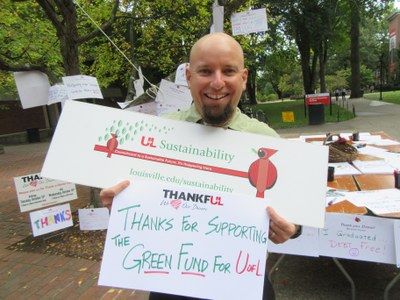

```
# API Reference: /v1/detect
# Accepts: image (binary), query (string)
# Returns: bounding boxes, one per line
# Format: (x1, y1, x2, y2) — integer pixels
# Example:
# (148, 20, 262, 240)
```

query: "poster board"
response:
(99, 181, 269, 300)
(41, 101, 328, 228)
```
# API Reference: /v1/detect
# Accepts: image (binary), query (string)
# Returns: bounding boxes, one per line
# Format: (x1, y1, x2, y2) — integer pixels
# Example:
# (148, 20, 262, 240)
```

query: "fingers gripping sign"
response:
(100, 180, 130, 211)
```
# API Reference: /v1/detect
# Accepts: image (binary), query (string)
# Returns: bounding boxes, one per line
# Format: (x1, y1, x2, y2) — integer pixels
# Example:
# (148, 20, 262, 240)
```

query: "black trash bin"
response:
(308, 104, 325, 125)
(26, 128, 40, 143)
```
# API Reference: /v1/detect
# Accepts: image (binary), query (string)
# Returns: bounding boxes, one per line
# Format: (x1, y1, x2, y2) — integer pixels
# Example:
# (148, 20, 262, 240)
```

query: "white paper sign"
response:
(319, 213, 396, 264)
(48, 84, 69, 105)
(14, 71, 50, 109)
(231, 8, 268, 36)
(78, 207, 110, 230)
(155, 79, 192, 111)
(174, 63, 189, 86)
(133, 79, 145, 99)
(29, 203, 73, 237)
(13, 172, 77, 212)
(212, 1, 224, 33)
(62, 75, 103, 100)
(41, 101, 328, 228)
(99, 181, 269, 300)
(268, 226, 320, 257)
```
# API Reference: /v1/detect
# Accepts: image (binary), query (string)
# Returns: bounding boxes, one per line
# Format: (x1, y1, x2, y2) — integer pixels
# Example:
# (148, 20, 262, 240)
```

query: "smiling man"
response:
(166, 32, 279, 137)
(100, 32, 301, 300)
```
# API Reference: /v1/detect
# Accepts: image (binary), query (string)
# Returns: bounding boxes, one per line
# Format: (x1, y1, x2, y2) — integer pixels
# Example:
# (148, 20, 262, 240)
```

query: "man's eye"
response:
(223, 69, 238, 75)
(197, 69, 211, 76)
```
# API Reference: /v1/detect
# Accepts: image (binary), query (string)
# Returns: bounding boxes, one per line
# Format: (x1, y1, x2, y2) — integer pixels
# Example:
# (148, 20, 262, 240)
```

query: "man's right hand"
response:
(99, 180, 130, 211)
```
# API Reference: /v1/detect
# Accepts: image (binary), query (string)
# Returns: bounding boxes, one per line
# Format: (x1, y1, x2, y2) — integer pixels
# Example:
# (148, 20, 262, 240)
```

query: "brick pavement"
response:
(0, 143, 149, 300)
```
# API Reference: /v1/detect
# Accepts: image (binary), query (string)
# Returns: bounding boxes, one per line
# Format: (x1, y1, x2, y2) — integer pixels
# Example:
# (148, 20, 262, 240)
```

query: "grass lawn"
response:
(243, 99, 355, 129)
(363, 91, 400, 104)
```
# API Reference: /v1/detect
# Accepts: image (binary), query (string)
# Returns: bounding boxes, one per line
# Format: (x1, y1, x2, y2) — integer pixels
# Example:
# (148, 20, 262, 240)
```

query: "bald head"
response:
(186, 32, 248, 127)
(189, 33, 245, 68)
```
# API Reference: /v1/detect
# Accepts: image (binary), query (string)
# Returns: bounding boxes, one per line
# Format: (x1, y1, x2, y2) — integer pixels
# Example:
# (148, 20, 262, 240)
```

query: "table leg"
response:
(384, 272, 400, 300)
(268, 254, 286, 281)
(332, 258, 356, 300)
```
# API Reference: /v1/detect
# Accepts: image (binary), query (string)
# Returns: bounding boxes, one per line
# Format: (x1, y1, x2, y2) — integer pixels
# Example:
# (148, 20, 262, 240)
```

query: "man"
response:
(100, 32, 301, 300)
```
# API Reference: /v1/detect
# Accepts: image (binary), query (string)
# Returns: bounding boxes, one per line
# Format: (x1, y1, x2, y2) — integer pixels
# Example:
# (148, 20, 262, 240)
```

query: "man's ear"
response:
(242, 68, 248, 90)
(186, 66, 191, 88)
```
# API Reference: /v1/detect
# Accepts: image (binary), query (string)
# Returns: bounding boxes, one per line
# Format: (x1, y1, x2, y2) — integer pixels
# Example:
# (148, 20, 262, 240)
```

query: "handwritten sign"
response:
(29, 203, 73, 237)
(319, 213, 396, 264)
(62, 75, 103, 100)
(231, 8, 268, 36)
(99, 181, 269, 299)
(14, 173, 77, 212)
(48, 84, 69, 105)
(41, 101, 328, 228)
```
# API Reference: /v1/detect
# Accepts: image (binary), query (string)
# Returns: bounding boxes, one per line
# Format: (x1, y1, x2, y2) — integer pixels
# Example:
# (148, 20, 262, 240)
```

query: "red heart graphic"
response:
(30, 181, 38, 187)
(170, 199, 181, 210)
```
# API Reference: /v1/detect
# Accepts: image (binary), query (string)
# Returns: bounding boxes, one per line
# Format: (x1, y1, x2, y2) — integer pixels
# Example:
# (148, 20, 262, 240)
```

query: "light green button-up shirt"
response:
(163, 104, 280, 138)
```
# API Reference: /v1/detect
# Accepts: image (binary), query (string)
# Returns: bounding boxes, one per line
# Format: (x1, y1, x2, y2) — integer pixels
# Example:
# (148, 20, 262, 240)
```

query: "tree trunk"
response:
(295, 29, 315, 94)
(319, 40, 328, 93)
(59, 0, 80, 76)
(246, 68, 257, 104)
(350, 1, 361, 98)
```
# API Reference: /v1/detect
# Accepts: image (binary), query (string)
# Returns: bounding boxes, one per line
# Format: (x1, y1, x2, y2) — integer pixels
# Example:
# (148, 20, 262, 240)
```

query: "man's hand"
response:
(267, 206, 298, 244)
(99, 180, 130, 211)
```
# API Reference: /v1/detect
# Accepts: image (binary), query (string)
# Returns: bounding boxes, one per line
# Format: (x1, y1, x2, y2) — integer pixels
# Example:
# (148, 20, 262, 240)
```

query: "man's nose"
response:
(210, 70, 225, 89)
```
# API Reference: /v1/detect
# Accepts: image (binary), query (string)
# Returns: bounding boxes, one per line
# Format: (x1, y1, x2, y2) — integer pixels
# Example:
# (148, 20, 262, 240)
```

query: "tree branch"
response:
(36, 0, 64, 33)
(78, 0, 120, 44)
(0, 57, 58, 83)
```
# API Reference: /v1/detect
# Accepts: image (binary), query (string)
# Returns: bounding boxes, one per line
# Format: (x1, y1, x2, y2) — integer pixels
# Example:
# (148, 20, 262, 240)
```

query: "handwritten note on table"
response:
(99, 181, 269, 300)
(319, 213, 395, 264)
(346, 189, 400, 215)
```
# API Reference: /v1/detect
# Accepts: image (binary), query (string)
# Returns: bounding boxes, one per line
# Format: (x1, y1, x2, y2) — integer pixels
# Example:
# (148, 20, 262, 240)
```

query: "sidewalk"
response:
(1, 97, 400, 299)
(0, 143, 148, 299)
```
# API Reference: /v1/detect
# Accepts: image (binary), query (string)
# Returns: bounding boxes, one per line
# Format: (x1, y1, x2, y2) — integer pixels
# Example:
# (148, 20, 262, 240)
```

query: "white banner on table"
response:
(394, 220, 400, 267)
(231, 8, 268, 36)
(14, 71, 50, 109)
(268, 226, 319, 257)
(29, 203, 73, 237)
(41, 101, 328, 228)
(99, 181, 269, 300)
(62, 75, 103, 100)
(13, 172, 77, 212)
(78, 208, 109, 230)
(319, 213, 396, 264)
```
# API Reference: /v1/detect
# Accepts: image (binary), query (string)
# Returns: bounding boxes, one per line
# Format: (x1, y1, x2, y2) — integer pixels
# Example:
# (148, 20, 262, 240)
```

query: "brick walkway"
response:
(0, 143, 148, 299)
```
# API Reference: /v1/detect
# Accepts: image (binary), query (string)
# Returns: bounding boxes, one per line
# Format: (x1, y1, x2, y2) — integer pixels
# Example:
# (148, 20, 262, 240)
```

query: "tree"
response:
(268, 0, 341, 95)
(348, 0, 392, 98)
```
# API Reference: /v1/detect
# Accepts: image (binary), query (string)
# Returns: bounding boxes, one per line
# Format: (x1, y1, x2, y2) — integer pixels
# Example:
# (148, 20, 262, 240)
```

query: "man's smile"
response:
(205, 93, 229, 100)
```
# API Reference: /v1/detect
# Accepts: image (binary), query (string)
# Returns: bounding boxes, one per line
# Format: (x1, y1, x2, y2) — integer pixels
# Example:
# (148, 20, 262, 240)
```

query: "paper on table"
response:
(326, 188, 349, 206)
(328, 162, 361, 176)
(352, 159, 394, 174)
(346, 189, 400, 215)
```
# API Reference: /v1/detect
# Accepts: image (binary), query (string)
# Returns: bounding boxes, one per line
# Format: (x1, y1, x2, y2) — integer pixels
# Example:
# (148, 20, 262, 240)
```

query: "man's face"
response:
(186, 37, 248, 127)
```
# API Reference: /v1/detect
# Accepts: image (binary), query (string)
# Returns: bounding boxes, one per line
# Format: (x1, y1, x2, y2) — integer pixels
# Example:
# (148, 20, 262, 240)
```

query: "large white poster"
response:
(99, 181, 269, 300)
(41, 101, 328, 228)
